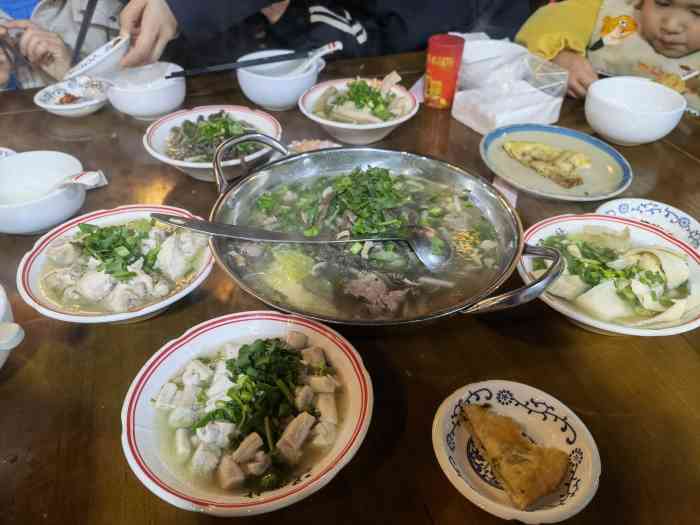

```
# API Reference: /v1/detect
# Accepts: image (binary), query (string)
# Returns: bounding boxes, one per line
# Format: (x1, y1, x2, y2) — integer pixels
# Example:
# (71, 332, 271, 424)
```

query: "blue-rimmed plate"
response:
(480, 124, 633, 202)
(432, 380, 601, 523)
(596, 198, 700, 251)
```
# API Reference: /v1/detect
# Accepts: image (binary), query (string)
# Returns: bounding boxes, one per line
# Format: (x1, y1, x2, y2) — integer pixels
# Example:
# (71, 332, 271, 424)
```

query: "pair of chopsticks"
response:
(0, 35, 30, 89)
(166, 50, 312, 79)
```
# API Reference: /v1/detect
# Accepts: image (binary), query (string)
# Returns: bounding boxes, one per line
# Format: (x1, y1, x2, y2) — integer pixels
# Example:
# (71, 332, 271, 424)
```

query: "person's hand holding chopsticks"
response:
(119, 0, 178, 67)
(0, 21, 71, 80)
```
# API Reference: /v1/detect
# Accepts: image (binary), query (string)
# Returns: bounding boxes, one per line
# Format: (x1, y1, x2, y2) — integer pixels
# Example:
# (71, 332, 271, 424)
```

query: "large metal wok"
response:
(207, 134, 562, 326)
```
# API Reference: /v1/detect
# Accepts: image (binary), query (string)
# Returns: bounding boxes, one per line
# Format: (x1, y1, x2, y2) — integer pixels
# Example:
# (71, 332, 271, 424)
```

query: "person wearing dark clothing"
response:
(118, 0, 531, 68)
(270, 1, 532, 58)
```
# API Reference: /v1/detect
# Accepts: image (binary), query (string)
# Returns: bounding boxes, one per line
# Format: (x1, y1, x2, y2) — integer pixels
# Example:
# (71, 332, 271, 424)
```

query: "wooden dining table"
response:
(1, 52, 699, 525)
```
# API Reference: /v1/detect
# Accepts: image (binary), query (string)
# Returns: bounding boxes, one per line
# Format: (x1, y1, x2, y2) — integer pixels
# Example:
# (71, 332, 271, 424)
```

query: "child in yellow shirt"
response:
(516, 0, 700, 111)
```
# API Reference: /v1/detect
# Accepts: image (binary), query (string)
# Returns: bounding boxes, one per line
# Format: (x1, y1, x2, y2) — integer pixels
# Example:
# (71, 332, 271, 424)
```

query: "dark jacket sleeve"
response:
(269, 0, 531, 58)
(268, 3, 380, 58)
(166, 0, 273, 43)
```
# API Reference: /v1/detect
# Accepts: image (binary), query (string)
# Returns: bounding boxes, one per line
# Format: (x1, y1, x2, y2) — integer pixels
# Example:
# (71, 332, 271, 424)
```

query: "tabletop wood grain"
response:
(1, 52, 699, 525)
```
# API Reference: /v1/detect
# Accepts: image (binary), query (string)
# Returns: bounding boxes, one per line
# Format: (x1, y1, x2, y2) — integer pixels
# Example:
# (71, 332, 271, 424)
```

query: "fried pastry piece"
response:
(502, 140, 590, 189)
(463, 404, 570, 510)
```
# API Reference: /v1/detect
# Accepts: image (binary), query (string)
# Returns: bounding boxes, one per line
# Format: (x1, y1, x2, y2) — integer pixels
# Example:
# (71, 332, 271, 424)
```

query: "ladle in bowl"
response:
(151, 213, 452, 272)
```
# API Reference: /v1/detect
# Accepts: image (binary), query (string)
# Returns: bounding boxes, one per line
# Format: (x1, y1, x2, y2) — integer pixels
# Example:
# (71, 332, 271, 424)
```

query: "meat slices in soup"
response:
(154, 336, 344, 495)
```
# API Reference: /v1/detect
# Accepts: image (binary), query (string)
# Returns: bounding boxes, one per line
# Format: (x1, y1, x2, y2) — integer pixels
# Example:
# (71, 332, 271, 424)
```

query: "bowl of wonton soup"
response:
(16, 204, 214, 324)
(517, 214, 700, 336)
(121, 311, 373, 516)
(298, 78, 419, 145)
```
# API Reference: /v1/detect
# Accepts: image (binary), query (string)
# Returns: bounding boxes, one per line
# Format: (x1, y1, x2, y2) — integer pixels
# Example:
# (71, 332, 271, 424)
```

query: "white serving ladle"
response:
(282, 41, 343, 77)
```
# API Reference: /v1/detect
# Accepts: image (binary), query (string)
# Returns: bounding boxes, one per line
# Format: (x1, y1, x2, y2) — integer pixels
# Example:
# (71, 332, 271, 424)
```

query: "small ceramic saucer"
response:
(432, 380, 601, 523)
(34, 77, 108, 118)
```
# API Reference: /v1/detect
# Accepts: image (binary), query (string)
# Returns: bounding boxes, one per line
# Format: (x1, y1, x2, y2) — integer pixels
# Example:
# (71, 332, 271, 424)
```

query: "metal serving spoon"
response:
(151, 213, 452, 272)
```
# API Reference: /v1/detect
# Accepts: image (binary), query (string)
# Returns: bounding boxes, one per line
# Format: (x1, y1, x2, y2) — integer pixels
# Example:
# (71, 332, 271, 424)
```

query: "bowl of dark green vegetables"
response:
(121, 310, 373, 516)
(143, 105, 282, 182)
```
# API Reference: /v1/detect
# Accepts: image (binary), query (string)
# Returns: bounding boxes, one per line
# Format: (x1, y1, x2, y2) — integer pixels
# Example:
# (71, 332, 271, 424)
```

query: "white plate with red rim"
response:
(432, 380, 600, 524)
(142, 105, 282, 182)
(298, 78, 419, 145)
(16, 204, 214, 324)
(121, 310, 374, 516)
(517, 214, 700, 336)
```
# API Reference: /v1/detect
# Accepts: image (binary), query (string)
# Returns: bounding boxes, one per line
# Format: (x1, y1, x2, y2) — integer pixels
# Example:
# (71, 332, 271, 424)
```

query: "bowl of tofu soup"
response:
(121, 311, 373, 516)
(298, 72, 419, 145)
(16, 204, 214, 324)
(517, 214, 700, 336)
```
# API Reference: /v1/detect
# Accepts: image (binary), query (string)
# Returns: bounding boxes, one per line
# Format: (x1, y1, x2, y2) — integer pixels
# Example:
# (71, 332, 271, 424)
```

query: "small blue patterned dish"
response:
(34, 76, 108, 118)
(596, 198, 700, 251)
(432, 380, 601, 523)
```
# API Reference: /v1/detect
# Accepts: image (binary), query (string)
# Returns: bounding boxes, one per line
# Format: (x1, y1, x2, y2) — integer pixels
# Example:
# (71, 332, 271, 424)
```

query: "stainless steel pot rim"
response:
(206, 134, 563, 326)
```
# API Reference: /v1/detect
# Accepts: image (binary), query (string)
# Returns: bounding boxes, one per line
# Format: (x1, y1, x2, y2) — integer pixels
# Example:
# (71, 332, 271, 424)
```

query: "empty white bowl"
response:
(585, 76, 686, 146)
(298, 78, 419, 145)
(237, 49, 325, 111)
(107, 62, 186, 121)
(0, 151, 85, 234)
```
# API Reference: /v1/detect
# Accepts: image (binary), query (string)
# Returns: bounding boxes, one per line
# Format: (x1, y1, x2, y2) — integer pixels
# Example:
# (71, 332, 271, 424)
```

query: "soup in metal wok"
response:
(222, 165, 505, 321)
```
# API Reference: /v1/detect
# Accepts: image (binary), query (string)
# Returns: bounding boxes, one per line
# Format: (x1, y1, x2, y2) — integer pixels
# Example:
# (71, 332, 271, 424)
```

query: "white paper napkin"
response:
(67, 170, 109, 190)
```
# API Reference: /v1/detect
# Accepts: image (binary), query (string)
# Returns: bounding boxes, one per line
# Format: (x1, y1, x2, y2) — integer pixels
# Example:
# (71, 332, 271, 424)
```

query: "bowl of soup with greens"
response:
(208, 142, 561, 325)
(17, 204, 213, 324)
(121, 311, 373, 516)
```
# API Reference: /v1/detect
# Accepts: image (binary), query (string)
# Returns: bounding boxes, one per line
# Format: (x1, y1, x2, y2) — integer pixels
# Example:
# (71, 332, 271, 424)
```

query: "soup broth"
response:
(224, 166, 504, 321)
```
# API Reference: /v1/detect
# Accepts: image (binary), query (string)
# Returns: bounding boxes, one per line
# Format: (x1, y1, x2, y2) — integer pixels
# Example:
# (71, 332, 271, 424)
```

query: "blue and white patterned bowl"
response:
(596, 199, 700, 251)
(432, 380, 601, 523)
(34, 76, 108, 118)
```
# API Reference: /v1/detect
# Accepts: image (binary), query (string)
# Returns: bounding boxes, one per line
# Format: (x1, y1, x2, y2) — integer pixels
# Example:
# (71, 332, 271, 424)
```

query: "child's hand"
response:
(552, 50, 598, 98)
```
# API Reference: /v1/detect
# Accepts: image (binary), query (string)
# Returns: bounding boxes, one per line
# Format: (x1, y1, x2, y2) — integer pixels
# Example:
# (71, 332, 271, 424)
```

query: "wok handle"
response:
(460, 244, 563, 315)
(213, 133, 290, 195)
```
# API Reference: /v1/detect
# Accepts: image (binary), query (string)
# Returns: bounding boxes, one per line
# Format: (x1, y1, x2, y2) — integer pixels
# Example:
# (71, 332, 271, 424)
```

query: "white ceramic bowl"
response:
(107, 62, 186, 121)
(585, 76, 686, 146)
(64, 35, 130, 80)
(16, 204, 214, 324)
(0, 285, 24, 369)
(121, 310, 373, 516)
(237, 49, 325, 111)
(298, 78, 419, 145)
(517, 214, 700, 336)
(34, 77, 108, 118)
(143, 105, 282, 182)
(433, 380, 600, 523)
(0, 151, 85, 234)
